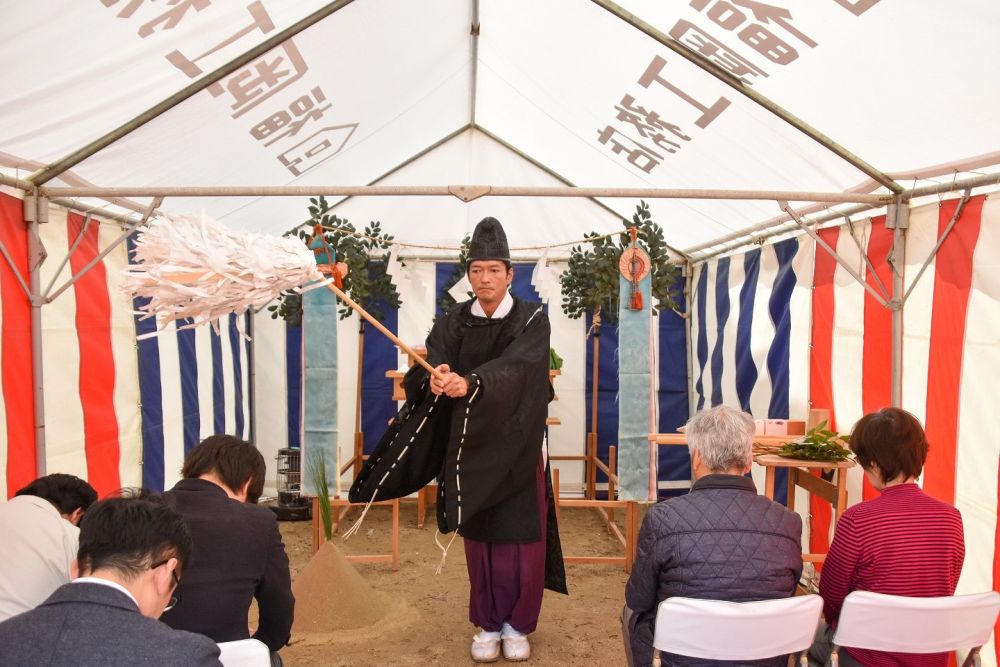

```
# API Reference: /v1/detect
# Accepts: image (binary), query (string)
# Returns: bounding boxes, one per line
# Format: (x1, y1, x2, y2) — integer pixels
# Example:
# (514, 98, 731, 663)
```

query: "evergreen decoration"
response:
(777, 421, 852, 462)
(560, 201, 680, 324)
(436, 233, 472, 315)
(268, 196, 401, 323)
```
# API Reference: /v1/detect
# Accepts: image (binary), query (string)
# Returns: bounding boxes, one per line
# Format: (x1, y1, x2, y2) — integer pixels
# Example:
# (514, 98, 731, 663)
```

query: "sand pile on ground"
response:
(291, 541, 395, 634)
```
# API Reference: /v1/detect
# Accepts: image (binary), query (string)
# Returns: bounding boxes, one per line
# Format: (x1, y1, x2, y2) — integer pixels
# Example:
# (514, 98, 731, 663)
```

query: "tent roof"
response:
(2, 0, 998, 257)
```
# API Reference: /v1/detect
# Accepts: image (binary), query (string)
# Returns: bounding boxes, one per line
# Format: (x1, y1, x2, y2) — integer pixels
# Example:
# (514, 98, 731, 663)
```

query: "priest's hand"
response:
(430, 364, 451, 396)
(441, 373, 468, 398)
(430, 365, 469, 397)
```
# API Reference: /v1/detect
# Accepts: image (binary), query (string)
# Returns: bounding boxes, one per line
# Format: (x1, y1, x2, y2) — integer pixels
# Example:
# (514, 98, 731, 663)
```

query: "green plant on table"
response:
(778, 420, 852, 462)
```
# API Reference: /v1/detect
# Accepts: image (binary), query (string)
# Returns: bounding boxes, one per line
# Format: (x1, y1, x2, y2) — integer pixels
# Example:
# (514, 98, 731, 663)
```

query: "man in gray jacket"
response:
(623, 405, 803, 667)
(0, 493, 221, 667)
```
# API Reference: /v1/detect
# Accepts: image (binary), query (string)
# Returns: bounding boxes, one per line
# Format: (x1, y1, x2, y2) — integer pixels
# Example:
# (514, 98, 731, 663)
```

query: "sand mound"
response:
(291, 541, 395, 634)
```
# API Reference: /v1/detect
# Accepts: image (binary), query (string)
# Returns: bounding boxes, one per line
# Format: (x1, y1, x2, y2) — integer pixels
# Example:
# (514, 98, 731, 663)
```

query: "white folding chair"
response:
(652, 595, 823, 666)
(832, 590, 1000, 667)
(217, 638, 271, 667)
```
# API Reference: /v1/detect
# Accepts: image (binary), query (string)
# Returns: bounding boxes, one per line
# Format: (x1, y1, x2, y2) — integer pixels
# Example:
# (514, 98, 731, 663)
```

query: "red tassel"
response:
(631, 290, 643, 310)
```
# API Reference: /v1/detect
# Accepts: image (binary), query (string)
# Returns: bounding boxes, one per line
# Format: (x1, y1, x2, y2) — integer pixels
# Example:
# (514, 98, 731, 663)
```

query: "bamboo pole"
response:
(324, 281, 445, 381)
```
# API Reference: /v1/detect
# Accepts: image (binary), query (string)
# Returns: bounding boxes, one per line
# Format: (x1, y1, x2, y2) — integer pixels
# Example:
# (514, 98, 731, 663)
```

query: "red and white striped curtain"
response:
(810, 194, 1000, 662)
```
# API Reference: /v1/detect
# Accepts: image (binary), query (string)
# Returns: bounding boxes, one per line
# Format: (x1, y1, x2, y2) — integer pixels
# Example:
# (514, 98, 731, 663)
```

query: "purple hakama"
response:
(463, 455, 547, 634)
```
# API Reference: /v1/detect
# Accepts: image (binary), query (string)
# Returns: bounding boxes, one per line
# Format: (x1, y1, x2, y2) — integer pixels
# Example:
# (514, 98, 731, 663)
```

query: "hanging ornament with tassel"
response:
(308, 224, 349, 290)
(619, 226, 650, 311)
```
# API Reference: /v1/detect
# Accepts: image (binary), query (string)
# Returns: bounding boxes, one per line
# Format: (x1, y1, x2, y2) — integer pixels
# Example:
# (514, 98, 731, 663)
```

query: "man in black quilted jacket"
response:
(622, 405, 803, 667)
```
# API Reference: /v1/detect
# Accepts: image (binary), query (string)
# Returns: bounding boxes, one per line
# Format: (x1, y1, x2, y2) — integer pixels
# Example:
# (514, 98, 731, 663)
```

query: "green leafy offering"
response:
(549, 347, 563, 371)
(778, 420, 852, 462)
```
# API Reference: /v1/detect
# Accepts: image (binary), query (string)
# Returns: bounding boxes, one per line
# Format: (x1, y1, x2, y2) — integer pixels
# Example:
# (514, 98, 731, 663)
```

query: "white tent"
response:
(1, 0, 998, 660)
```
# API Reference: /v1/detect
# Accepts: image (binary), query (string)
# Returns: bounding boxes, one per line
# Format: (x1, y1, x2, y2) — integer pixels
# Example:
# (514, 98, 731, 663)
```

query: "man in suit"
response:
(0, 473, 97, 620)
(0, 492, 221, 666)
(161, 435, 294, 666)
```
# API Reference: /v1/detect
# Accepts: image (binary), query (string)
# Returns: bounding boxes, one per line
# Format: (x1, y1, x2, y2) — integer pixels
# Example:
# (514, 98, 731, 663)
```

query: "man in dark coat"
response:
(0, 493, 221, 667)
(623, 405, 803, 667)
(160, 435, 294, 666)
(405, 217, 565, 662)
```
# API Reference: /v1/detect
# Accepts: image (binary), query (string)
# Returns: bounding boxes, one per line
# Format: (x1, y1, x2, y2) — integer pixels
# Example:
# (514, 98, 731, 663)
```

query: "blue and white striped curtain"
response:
(689, 237, 814, 500)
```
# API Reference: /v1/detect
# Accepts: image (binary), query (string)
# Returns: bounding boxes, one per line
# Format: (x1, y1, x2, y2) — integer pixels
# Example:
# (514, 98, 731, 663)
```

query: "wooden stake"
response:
(353, 321, 365, 478)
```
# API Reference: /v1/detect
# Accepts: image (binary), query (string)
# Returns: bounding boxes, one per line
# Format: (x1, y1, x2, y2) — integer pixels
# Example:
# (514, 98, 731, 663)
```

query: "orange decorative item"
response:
(619, 227, 650, 311)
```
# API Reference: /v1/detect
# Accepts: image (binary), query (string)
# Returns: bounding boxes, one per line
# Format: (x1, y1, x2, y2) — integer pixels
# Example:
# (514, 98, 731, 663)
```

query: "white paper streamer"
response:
(123, 213, 327, 339)
(531, 250, 560, 304)
(448, 274, 473, 302)
(384, 244, 410, 296)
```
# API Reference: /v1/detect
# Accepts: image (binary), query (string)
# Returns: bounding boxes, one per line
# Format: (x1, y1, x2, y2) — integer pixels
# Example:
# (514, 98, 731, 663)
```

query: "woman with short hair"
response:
(810, 408, 965, 667)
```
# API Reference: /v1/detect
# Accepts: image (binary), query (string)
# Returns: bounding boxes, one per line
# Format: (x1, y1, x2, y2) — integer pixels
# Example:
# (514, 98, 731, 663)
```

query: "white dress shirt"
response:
(0, 495, 79, 621)
(471, 291, 513, 319)
(72, 576, 139, 608)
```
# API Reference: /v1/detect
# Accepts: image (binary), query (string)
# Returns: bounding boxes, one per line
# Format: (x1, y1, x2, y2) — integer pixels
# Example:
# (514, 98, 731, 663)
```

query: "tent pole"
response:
(780, 201, 889, 308)
(26, 193, 47, 477)
(42, 213, 93, 300)
(901, 191, 971, 305)
(589, 0, 901, 194)
(323, 125, 472, 226)
(474, 125, 691, 260)
(41, 184, 889, 204)
(683, 261, 694, 422)
(689, 172, 1000, 260)
(44, 198, 160, 304)
(887, 198, 908, 408)
(0, 173, 34, 192)
(469, 0, 480, 125)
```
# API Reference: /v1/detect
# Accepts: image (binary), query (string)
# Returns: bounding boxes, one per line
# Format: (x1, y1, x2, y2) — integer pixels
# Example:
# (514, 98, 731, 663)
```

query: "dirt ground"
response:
(271, 501, 635, 666)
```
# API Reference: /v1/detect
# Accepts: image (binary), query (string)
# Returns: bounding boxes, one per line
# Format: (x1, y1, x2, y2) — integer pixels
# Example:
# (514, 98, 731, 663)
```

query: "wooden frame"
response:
(550, 446, 640, 573)
(311, 497, 400, 571)
(754, 454, 855, 523)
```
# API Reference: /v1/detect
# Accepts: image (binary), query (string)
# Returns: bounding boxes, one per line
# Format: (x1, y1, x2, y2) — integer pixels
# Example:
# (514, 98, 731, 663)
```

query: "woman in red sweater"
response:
(810, 408, 965, 667)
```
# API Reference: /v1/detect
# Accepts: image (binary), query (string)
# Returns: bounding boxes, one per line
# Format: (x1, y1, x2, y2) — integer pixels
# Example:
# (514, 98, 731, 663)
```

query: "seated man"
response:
(0, 493, 221, 666)
(623, 405, 803, 667)
(160, 435, 294, 666)
(0, 473, 97, 620)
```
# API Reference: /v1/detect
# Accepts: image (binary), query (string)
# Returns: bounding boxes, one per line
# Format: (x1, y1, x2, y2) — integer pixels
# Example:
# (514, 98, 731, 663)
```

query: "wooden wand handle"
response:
(323, 281, 446, 381)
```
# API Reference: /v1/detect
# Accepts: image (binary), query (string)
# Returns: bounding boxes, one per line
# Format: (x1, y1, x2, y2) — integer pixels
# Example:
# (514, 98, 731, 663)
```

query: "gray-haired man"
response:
(622, 405, 803, 667)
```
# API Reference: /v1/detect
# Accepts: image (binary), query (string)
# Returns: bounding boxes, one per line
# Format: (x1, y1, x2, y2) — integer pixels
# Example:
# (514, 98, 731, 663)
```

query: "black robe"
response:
(421, 298, 551, 538)
(350, 297, 566, 594)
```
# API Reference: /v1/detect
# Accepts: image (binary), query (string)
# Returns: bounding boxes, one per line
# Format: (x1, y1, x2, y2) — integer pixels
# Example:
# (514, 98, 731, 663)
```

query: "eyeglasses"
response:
(152, 560, 182, 612)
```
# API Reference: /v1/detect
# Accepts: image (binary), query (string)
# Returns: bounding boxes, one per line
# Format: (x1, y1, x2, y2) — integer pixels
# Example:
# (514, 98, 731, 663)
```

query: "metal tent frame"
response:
(0, 0, 998, 477)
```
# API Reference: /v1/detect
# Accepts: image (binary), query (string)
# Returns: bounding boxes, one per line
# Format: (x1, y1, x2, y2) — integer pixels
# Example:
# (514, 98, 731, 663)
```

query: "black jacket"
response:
(624, 474, 803, 667)
(160, 479, 294, 652)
